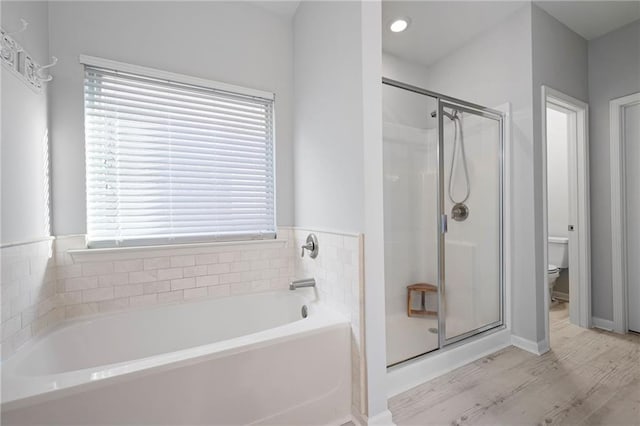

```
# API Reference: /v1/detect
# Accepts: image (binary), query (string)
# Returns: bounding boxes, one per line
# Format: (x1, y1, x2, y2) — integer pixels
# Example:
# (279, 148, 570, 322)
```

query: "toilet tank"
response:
(548, 236, 569, 268)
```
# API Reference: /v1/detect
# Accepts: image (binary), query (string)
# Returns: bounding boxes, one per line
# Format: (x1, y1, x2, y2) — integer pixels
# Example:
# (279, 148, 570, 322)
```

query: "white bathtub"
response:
(1, 289, 352, 425)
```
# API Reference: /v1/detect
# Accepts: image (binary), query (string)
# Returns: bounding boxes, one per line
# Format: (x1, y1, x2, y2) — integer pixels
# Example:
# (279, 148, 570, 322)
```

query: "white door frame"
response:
(610, 92, 640, 334)
(541, 86, 591, 344)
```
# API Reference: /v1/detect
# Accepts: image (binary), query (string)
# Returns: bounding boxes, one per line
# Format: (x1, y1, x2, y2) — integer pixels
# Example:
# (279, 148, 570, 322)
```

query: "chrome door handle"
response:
(441, 214, 448, 234)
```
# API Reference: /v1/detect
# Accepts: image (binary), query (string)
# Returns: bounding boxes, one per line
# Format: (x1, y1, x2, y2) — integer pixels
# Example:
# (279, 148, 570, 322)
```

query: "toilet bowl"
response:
(548, 237, 568, 303)
(548, 264, 560, 302)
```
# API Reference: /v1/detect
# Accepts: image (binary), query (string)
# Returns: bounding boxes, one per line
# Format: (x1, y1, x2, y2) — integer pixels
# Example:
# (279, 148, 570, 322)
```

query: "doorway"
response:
(610, 92, 640, 334)
(542, 86, 591, 346)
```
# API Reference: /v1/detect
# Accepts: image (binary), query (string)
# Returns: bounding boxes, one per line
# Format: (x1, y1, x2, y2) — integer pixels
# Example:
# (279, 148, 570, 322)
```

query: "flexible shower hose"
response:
(448, 111, 471, 204)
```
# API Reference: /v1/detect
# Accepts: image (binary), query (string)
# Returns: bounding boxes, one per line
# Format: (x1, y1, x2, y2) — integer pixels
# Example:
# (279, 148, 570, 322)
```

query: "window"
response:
(82, 57, 275, 248)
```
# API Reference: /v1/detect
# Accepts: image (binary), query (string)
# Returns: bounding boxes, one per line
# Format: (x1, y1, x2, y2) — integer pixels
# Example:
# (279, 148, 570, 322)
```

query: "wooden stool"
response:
(407, 283, 438, 318)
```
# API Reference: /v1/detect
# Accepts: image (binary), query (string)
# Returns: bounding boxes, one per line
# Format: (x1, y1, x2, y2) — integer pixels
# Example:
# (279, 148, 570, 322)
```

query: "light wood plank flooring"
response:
(389, 302, 640, 425)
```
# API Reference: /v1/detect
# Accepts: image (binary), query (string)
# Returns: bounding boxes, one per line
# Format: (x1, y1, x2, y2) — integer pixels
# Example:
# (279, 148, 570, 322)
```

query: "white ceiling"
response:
(535, 1, 640, 40)
(383, 1, 640, 68)
(382, 1, 527, 67)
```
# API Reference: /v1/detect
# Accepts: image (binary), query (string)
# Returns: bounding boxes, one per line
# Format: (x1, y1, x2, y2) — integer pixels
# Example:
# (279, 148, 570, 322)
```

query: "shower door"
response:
(382, 83, 440, 366)
(437, 100, 503, 346)
(382, 79, 504, 366)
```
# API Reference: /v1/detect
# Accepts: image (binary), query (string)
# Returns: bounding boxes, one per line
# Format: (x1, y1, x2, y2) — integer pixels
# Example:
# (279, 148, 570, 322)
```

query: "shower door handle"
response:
(441, 214, 448, 234)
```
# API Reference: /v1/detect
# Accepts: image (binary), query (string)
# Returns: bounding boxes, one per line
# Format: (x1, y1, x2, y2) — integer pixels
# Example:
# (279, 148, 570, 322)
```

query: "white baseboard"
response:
(365, 410, 395, 426)
(592, 316, 614, 331)
(386, 328, 511, 398)
(351, 408, 395, 426)
(511, 335, 549, 355)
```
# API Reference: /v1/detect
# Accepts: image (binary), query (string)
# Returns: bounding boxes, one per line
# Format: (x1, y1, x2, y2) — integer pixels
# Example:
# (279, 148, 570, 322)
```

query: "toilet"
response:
(548, 237, 569, 302)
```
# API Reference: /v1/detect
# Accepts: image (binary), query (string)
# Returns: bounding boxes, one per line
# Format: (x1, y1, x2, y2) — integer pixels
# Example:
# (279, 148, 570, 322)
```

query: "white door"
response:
(625, 102, 640, 333)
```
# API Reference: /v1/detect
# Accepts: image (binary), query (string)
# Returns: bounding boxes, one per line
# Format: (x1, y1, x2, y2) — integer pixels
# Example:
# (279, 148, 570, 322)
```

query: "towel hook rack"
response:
(36, 56, 57, 81)
(5, 18, 28, 37)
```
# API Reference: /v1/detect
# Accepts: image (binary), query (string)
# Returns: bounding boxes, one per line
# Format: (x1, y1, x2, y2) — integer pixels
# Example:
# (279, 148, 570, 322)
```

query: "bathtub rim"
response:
(1, 289, 349, 411)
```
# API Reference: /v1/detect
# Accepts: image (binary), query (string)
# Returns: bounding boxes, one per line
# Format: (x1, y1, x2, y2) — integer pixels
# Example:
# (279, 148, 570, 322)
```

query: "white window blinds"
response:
(83, 61, 276, 248)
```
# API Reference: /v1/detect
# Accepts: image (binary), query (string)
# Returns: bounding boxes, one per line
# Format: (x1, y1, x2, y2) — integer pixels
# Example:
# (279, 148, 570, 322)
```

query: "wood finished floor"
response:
(388, 302, 640, 425)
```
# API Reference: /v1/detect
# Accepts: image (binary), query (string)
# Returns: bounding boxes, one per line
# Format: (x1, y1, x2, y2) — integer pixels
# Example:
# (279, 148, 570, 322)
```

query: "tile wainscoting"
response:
(293, 228, 366, 416)
(0, 227, 366, 417)
(1, 239, 60, 360)
(53, 232, 295, 320)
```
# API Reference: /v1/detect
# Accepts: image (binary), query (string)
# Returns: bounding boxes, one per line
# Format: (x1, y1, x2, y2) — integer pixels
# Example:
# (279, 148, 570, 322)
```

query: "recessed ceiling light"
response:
(390, 18, 410, 33)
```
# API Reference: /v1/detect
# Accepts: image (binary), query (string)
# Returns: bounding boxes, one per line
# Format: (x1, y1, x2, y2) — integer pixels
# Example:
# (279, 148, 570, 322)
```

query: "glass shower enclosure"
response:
(383, 78, 504, 367)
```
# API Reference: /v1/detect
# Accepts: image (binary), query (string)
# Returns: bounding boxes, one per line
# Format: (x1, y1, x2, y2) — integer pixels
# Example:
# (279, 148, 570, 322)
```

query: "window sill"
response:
(67, 238, 289, 262)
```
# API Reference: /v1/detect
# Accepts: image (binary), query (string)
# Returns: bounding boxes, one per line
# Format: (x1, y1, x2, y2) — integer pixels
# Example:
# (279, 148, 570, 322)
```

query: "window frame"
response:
(80, 55, 277, 248)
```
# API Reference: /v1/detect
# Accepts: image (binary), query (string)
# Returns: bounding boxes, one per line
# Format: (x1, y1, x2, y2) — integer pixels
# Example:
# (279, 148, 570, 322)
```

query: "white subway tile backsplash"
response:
(20, 306, 38, 328)
(143, 257, 171, 270)
(207, 263, 230, 275)
(184, 287, 207, 300)
(36, 298, 56, 317)
(114, 284, 144, 298)
(56, 264, 82, 279)
(170, 277, 195, 291)
(218, 251, 241, 263)
(57, 291, 83, 306)
(250, 280, 270, 292)
(170, 255, 195, 268)
(32, 308, 64, 336)
(158, 290, 184, 304)
(250, 260, 269, 270)
(269, 277, 289, 290)
(262, 269, 280, 280)
(195, 253, 218, 265)
(129, 270, 159, 284)
(229, 261, 251, 272)
(82, 287, 115, 303)
(113, 259, 144, 273)
(2, 316, 21, 341)
(66, 303, 99, 319)
(240, 270, 261, 282)
(143, 281, 171, 294)
(240, 250, 261, 262)
(195, 275, 219, 287)
(157, 268, 183, 281)
(98, 272, 129, 287)
(183, 265, 208, 277)
(3, 260, 30, 282)
(98, 297, 130, 314)
(220, 272, 242, 284)
(65, 276, 99, 292)
(81, 261, 114, 276)
(269, 258, 289, 269)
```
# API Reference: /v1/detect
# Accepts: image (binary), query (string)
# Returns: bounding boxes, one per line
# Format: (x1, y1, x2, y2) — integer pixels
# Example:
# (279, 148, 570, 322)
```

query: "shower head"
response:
(430, 110, 457, 121)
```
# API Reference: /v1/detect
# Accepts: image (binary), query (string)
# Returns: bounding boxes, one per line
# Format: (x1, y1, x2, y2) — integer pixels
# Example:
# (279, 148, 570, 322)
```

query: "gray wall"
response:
(588, 20, 640, 321)
(48, 1, 294, 235)
(531, 4, 588, 339)
(1, 1, 51, 244)
(293, 1, 365, 233)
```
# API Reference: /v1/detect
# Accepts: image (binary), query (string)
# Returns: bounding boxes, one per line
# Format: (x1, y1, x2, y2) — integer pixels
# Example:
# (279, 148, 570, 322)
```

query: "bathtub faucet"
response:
(289, 278, 316, 290)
